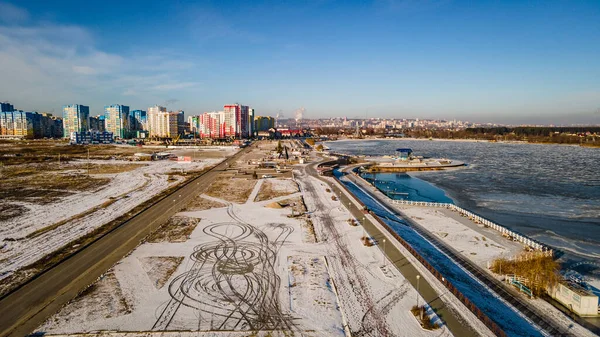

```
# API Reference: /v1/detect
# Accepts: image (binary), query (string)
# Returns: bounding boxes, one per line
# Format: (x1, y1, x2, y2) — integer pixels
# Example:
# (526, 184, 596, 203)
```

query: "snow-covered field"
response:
(0, 156, 225, 282)
(398, 206, 522, 267)
(36, 164, 450, 337)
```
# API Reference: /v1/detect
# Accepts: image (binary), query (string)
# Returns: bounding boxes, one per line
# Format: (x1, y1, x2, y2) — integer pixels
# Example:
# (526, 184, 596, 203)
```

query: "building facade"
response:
(147, 105, 182, 138)
(62, 104, 90, 137)
(0, 111, 63, 139)
(255, 116, 275, 132)
(89, 115, 105, 132)
(70, 131, 114, 144)
(104, 104, 130, 139)
(248, 108, 255, 136)
(1, 102, 14, 112)
(131, 110, 147, 131)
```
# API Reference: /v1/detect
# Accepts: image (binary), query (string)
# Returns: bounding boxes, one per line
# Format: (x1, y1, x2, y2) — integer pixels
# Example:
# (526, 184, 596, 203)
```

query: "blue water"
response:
(335, 170, 543, 337)
(361, 172, 454, 203)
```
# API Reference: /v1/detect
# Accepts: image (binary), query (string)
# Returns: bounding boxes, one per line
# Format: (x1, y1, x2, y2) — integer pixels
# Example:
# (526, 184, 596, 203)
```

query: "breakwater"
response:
(390, 199, 553, 256)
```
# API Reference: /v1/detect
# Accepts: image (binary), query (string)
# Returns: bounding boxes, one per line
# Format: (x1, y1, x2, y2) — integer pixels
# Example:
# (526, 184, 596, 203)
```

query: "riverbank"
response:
(325, 137, 600, 147)
(325, 139, 600, 267)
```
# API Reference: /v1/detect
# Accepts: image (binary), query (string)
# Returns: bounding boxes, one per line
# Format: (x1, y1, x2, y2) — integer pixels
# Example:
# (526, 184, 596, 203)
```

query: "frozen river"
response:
(326, 139, 600, 273)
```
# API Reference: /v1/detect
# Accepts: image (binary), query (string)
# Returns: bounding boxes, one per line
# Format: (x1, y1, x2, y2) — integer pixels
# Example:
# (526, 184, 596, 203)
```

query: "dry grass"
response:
(254, 179, 299, 202)
(490, 251, 560, 296)
(279, 196, 307, 214)
(0, 141, 156, 166)
(205, 177, 257, 203)
(411, 305, 439, 330)
(0, 203, 28, 222)
(146, 216, 199, 243)
(184, 195, 226, 211)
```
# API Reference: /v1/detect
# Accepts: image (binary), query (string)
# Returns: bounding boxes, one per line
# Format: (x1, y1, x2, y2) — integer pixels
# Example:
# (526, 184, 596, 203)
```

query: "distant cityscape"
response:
(0, 100, 598, 144)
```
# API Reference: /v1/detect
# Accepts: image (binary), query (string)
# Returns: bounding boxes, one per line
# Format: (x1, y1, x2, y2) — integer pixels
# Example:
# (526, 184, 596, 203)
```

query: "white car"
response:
(262, 174, 273, 178)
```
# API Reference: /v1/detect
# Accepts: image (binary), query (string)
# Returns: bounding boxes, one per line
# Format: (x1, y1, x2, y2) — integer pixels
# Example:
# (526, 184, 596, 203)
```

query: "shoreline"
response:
(325, 137, 600, 148)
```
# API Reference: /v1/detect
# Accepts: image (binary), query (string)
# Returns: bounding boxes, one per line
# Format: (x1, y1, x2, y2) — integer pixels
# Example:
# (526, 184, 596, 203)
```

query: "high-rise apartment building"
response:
(0, 111, 63, 139)
(0, 111, 32, 137)
(89, 115, 105, 132)
(255, 116, 275, 132)
(131, 110, 147, 131)
(223, 104, 251, 138)
(223, 104, 240, 138)
(1, 102, 15, 112)
(62, 104, 90, 137)
(104, 104, 130, 139)
(147, 105, 182, 138)
(248, 108, 255, 136)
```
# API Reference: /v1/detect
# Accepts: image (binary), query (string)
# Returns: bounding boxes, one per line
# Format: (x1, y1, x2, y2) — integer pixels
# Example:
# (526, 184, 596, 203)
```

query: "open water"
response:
(326, 139, 600, 273)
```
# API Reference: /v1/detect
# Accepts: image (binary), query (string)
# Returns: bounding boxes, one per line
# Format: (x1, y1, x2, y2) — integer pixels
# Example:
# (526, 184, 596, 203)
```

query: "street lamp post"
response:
(382, 239, 387, 267)
(416, 275, 421, 307)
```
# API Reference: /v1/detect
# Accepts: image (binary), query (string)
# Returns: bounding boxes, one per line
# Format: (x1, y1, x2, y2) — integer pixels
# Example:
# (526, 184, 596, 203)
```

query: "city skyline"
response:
(0, 1, 599, 124)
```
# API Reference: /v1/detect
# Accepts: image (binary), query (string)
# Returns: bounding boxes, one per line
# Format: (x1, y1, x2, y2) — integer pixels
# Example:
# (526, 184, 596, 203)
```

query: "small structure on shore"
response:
(363, 149, 465, 172)
(396, 148, 413, 161)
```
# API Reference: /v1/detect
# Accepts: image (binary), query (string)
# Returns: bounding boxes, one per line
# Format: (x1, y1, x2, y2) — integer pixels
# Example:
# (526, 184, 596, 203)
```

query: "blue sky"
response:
(0, 0, 599, 124)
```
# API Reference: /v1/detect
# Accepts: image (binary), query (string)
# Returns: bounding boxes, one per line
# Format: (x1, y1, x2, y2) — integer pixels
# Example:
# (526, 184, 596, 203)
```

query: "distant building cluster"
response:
(279, 117, 476, 130)
(1, 102, 63, 139)
(188, 104, 256, 139)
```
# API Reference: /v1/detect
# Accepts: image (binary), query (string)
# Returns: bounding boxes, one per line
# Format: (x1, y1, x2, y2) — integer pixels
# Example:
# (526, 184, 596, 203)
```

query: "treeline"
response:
(464, 127, 600, 137)
(404, 127, 600, 146)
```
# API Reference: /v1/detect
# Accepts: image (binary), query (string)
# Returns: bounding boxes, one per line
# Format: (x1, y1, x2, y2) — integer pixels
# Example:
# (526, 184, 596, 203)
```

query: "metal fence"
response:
(390, 199, 553, 255)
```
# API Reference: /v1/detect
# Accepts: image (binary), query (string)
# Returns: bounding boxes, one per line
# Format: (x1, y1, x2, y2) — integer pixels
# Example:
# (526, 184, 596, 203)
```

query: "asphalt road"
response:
(0, 145, 252, 337)
(305, 159, 480, 337)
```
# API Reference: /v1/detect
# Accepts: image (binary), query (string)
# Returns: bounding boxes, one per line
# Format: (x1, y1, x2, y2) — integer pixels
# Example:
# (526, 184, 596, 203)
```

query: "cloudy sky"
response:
(1, 0, 599, 124)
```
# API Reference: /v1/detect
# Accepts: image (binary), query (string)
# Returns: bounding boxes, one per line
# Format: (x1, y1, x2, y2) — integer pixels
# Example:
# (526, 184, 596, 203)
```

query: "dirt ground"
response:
(146, 216, 199, 243)
(139, 256, 184, 289)
(254, 179, 299, 202)
(205, 177, 257, 203)
(0, 167, 109, 204)
(0, 203, 27, 222)
(184, 195, 226, 211)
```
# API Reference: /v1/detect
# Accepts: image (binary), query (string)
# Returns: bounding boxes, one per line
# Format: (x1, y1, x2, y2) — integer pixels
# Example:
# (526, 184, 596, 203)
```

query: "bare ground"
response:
(0, 164, 110, 204)
(184, 195, 226, 211)
(205, 177, 257, 203)
(139, 256, 184, 289)
(0, 203, 28, 222)
(254, 179, 299, 202)
(146, 216, 199, 243)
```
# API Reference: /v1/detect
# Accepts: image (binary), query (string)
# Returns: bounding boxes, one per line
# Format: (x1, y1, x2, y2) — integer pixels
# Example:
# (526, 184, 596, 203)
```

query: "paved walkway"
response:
(307, 160, 482, 337)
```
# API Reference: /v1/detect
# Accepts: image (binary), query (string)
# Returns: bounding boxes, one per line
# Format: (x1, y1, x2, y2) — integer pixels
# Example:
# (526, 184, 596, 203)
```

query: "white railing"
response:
(391, 199, 553, 255)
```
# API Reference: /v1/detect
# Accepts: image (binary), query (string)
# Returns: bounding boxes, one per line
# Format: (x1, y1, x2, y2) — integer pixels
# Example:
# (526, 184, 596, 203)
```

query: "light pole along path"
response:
(306, 159, 480, 337)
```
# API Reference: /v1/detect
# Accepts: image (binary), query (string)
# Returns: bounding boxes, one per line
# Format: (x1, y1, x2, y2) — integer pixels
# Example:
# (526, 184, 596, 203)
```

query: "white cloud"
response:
(0, 2, 29, 23)
(0, 3, 201, 113)
(72, 65, 98, 75)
